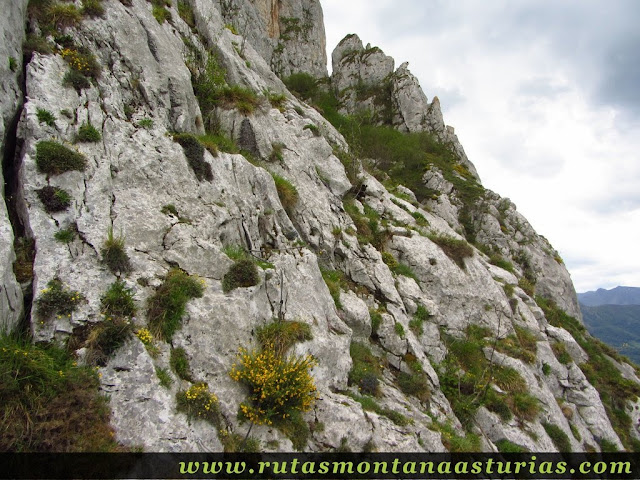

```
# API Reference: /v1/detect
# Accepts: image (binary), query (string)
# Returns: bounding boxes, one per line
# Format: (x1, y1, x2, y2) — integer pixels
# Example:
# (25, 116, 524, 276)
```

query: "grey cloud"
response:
(517, 77, 571, 99)
(372, 1, 640, 120)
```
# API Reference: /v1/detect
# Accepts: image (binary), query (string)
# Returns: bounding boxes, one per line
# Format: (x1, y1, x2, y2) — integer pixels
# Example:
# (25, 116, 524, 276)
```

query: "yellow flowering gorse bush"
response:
(36, 277, 84, 321)
(136, 328, 153, 346)
(60, 47, 100, 78)
(176, 383, 220, 425)
(229, 346, 318, 426)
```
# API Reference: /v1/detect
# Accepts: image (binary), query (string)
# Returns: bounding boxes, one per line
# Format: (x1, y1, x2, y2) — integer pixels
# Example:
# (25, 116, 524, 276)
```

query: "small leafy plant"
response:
(36, 186, 72, 213)
(101, 280, 136, 318)
(173, 133, 213, 182)
(36, 108, 56, 127)
(177, 383, 220, 425)
(35, 141, 87, 176)
(75, 122, 101, 143)
(54, 226, 76, 243)
(170, 347, 193, 381)
(222, 259, 259, 293)
(147, 269, 205, 340)
(272, 173, 298, 214)
(85, 316, 133, 366)
(36, 277, 84, 321)
(101, 227, 132, 275)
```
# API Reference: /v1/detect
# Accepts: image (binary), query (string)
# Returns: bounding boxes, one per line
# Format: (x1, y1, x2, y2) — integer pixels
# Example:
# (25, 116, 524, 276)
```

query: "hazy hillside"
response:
(579, 286, 640, 306)
(581, 304, 640, 365)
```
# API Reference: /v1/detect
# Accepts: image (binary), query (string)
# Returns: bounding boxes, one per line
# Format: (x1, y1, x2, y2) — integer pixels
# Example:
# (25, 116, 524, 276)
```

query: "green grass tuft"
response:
(147, 269, 205, 341)
(35, 141, 87, 176)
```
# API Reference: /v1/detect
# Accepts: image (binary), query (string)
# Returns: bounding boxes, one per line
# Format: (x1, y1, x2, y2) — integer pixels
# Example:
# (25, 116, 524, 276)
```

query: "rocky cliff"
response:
(1, 0, 638, 453)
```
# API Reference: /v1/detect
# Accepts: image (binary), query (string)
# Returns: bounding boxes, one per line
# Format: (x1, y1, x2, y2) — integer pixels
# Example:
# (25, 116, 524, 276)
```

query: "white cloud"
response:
(322, 0, 640, 293)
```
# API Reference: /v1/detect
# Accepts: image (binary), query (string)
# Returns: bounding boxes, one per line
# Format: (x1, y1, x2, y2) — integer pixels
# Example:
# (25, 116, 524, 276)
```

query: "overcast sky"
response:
(321, 0, 640, 293)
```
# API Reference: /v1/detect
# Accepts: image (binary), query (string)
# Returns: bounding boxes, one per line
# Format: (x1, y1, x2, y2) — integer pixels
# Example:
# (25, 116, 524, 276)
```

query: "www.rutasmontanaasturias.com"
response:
(177, 456, 633, 478)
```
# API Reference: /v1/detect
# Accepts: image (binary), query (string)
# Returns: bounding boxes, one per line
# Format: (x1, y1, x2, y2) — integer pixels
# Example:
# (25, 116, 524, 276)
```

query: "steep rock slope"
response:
(0, 0, 27, 334)
(215, 0, 326, 78)
(2, 0, 639, 453)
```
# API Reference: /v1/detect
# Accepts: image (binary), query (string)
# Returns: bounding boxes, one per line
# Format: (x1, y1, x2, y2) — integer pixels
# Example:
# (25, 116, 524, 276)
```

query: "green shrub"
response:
(61, 47, 101, 78)
(428, 234, 473, 268)
(493, 365, 527, 393)
(409, 305, 430, 336)
(81, 0, 104, 17)
(219, 85, 260, 115)
(63, 69, 90, 90)
(598, 438, 619, 452)
(137, 118, 154, 129)
(230, 347, 318, 427)
(0, 336, 119, 451)
(48, 3, 82, 29)
(495, 326, 538, 364)
(369, 309, 382, 336)
(394, 322, 405, 338)
(552, 341, 572, 364)
(191, 54, 226, 118)
(518, 277, 535, 296)
(35, 141, 87, 175)
(484, 389, 513, 421)
(303, 124, 320, 136)
(54, 226, 76, 243)
(100, 280, 136, 318)
(271, 173, 299, 214)
(266, 91, 287, 111)
(177, 0, 195, 28)
(347, 393, 409, 427)
(257, 320, 312, 355)
(495, 439, 529, 453)
(36, 108, 56, 127)
(176, 383, 220, 425)
(198, 133, 238, 154)
(85, 316, 133, 365)
(24, 33, 53, 56)
(173, 133, 213, 182)
(381, 251, 398, 270)
(320, 268, 345, 309)
(147, 269, 205, 340)
(170, 347, 193, 381)
(101, 227, 132, 274)
(392, 262, 418, 281)
(508, 392, 540, 421)
(222, 259, 259, 293)
(75, 122, 101, 142)
(219, 431, 261, 452)
(542, 422, 572, 452)
(343, 199, 389, 249)
(268, 142, 285, 162)
(283, 72, 317, 100)
(488, 253, 515, 273)
(9, 56, 17, 72)
(36, 277, 84, 321)
(155, 367, 173, 388)
(161, 204, 179, 216)
(396, 371, 430, 402)
(349, 342, 382, 396)
(13, 238, 35, 283)
(152, 4, 171, 23)
(36, 186, 72, 213)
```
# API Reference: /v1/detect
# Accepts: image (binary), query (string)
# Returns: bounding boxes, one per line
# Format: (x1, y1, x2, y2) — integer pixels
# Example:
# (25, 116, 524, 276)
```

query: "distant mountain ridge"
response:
(578, 286, 640, 306)
(581, 304, 640, 365)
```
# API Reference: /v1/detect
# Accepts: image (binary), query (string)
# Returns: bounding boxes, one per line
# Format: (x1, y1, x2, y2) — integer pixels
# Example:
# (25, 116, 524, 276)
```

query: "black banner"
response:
(2, 452, 640, 479)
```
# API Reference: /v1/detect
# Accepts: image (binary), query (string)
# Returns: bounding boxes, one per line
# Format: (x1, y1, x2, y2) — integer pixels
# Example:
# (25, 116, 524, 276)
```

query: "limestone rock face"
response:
(331, 36, 480, 180)
(215, 0, 327, 78)
(0, 0, 27, 334)
(2, 0, 636, 454)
